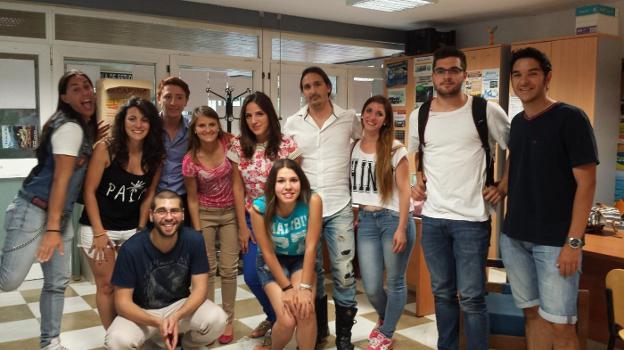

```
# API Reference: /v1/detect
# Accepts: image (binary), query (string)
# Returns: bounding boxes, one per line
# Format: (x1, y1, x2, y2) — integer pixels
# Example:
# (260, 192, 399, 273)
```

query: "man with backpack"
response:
(408, 46, 510, 350)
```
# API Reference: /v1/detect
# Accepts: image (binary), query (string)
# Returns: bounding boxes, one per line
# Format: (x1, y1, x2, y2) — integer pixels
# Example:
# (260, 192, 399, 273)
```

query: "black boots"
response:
(315, 295, 330, 345)
(335, 304, 357, 350)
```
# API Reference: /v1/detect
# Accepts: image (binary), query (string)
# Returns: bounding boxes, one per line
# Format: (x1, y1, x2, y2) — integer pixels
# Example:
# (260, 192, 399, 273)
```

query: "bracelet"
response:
(299, 283, 312, 291)
(282, 284, 293, 292)
(46, 229, 61, 233)
(93, 231, 107, 238)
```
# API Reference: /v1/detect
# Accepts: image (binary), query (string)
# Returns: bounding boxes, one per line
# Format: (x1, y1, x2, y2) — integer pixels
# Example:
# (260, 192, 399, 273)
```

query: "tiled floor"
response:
(0, 273, 438, 350)
(0, 269, 610, 350)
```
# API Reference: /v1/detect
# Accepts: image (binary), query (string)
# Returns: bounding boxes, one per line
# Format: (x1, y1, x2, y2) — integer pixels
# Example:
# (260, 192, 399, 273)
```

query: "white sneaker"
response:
(41, 337, 69, 350)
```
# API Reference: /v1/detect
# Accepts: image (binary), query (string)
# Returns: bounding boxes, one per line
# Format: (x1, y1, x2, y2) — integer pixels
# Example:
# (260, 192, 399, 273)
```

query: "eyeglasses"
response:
(433, 67, 464, 76)
(153, 207, 184, 216)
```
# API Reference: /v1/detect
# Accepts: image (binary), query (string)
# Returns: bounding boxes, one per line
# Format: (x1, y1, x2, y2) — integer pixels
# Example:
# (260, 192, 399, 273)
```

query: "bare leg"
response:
(264, 282, 296, 350)
(552, 323, 580, 350)
(85, 248, 117, 329)
(291, 270, 317, 350)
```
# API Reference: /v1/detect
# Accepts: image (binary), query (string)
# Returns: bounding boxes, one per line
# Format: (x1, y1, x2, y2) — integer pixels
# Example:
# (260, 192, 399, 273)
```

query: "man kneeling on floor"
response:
(105, 190, 227, 350)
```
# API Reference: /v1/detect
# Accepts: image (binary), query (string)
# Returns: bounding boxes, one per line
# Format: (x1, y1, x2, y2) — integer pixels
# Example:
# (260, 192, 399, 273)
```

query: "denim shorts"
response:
(499, 233, 580, 324)
(256, 253, 304, 287)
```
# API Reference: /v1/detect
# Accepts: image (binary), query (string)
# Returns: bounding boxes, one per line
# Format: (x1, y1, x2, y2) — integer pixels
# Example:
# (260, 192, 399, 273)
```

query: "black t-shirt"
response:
(111, 227, 209, 309)
(79, 160, 152, 230)
(503, 102, 599, 246)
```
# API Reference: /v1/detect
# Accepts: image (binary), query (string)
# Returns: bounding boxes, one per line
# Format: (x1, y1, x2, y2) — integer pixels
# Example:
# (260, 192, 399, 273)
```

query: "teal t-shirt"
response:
(253, 196, 309, 255)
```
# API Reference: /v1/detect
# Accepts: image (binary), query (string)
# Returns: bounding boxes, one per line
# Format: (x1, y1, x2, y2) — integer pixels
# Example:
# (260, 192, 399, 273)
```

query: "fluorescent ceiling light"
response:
(347, 0, 435, 12)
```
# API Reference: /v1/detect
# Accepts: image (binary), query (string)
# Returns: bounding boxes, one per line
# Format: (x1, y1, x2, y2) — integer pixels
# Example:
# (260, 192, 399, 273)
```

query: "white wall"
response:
(448, 1, 624, 54)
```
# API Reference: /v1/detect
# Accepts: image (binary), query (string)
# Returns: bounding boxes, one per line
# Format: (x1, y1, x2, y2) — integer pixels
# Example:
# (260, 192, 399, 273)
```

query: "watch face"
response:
(568, 238, 583, 248)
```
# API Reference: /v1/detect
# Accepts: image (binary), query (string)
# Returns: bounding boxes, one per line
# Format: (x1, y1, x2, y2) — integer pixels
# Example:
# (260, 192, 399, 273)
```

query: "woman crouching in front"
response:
(250, 159, 322, 350)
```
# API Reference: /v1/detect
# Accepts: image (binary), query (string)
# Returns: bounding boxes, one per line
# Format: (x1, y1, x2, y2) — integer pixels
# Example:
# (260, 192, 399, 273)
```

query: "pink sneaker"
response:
(368, 329, 393, 350)
(368, 318, 384, 341)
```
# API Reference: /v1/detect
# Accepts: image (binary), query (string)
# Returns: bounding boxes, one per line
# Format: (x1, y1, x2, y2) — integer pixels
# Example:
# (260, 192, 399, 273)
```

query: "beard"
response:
(154, 220, 181, 238)
(434, 82, 463, 98)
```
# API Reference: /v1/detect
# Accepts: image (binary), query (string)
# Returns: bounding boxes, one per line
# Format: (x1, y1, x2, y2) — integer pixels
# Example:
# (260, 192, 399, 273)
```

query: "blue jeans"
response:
(357, 209, 415, 337)
(499, 233, 580, 324)
(0, 195, 73, 348)
(242, 213, 276, 323)
(315, 203, 357, 308)
(421, 216, 490, 350)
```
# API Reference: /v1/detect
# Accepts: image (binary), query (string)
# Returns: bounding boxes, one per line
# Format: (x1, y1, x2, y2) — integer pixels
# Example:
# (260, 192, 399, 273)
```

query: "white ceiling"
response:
(185, 0, 617, 30)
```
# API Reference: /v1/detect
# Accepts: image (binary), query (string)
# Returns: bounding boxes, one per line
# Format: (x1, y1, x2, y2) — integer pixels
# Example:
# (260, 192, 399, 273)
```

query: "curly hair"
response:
(109, 96, 165, 177)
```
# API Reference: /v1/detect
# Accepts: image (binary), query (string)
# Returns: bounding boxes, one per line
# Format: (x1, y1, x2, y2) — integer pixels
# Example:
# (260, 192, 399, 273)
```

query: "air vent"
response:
(0, 9, 45, 39)
(55, 14, 258, 58)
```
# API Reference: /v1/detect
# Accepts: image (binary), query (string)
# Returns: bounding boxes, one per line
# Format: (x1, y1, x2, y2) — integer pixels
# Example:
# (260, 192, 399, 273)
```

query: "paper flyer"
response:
(386, 61, 408, 87)
(482, 69, 500, 100)
(387, 88, 406, 106)
(464, 70, 483, 97)
(413, 56, 433, 77)
(508, 95, 524, 119)
(394, 111, 406, 128)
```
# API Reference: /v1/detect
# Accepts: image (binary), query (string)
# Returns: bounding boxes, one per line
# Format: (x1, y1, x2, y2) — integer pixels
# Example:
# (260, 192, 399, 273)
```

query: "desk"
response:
(580, 232, 624, 343)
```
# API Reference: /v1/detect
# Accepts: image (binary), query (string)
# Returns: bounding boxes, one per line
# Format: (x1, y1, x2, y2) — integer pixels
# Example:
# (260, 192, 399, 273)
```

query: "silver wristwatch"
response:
(567, 237, 585, 249)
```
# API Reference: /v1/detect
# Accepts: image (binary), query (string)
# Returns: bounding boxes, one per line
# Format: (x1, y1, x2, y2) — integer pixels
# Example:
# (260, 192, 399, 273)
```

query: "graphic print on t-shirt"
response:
(145, 257, 191, 309)
(272, 215, 308, 253)
(351, 159, 377, 193)
(105, 179, 146, 203)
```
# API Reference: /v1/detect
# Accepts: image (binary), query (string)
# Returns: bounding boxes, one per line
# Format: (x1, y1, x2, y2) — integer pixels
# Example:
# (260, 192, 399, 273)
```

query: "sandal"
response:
(250, 319, 272, 338)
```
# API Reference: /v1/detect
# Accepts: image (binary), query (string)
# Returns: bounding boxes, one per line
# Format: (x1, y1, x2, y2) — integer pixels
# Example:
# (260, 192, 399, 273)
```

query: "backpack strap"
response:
(416, 99, 432, 172)
(471, 96, 494, 187)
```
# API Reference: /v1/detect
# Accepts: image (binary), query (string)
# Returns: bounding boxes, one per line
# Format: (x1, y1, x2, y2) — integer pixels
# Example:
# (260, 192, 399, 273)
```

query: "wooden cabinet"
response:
(511, 34, 621, 204)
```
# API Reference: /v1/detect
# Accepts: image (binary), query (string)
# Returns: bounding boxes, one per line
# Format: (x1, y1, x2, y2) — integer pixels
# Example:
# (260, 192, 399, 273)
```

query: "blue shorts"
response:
(256, 253, 305, 287)
(499, 233, 581, 324)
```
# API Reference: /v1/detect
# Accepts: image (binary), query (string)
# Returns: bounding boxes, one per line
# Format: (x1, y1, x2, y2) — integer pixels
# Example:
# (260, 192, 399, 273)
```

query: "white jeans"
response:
(105, 298, 227, 349)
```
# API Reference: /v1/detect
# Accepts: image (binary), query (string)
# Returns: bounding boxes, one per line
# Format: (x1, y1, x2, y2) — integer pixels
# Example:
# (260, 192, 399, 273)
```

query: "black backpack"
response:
(416, 96, 494, 186)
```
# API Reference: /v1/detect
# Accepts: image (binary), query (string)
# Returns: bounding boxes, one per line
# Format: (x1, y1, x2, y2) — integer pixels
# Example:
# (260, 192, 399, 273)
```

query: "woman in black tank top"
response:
(79, 97, 165, 329)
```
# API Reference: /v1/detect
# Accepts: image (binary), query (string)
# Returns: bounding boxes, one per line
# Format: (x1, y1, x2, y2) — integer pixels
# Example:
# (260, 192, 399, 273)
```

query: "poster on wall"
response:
(394, 111, 406, 128)
(482, 69, 500, 100)
(413, 56, 433, 77)
(386, 61, 408, 87)
(508, 95, 524, 119)
(387, 88, 406, 106)
(414, 56, 434, 108)
(0, 57, 40, 178)
(464, 70, 483, 97)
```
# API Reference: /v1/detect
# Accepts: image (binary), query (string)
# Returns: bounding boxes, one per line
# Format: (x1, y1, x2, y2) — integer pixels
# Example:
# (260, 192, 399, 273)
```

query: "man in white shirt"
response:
(408, 46, 510, 350)
(283, 66, 361, 350)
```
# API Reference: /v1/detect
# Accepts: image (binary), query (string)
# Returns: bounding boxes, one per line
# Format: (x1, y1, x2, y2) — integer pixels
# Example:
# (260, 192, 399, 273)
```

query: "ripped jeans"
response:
(315, 203, 357, 308)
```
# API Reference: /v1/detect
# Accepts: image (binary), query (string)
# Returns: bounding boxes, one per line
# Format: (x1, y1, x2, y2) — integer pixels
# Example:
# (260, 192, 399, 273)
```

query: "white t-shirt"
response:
(407, 96, 510, 221)
(351, 140, 413, 213)
(51, 122, 83, 156)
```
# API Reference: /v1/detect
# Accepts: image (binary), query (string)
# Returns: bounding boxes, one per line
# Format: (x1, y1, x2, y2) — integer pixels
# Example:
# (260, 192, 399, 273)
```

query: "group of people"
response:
(0, 45, 596, 350)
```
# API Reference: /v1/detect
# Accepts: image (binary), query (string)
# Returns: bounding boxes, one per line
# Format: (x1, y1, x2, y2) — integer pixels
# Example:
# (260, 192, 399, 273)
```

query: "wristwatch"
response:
(567, 237, 585, 249)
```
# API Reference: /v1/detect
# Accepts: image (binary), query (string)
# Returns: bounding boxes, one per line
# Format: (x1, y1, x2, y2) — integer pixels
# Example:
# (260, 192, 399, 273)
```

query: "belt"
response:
(18, 190, 48, 210)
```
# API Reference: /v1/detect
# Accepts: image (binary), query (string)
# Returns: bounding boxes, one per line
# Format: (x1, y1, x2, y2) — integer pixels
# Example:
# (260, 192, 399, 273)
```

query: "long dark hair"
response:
(34, 70, 97, 170)
(263, 159, 312, 238)
(187, 106, 224, 163)
(239, 91, 282, 160)
(361, 95, 395, 204)
(109, 96, 165, 177)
